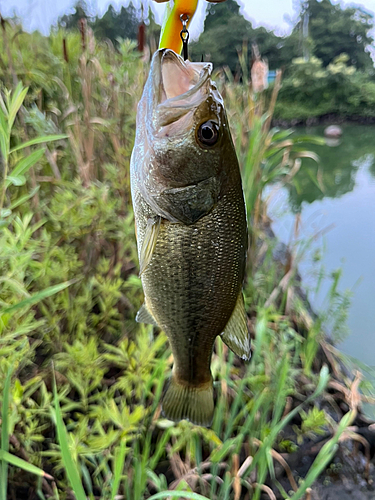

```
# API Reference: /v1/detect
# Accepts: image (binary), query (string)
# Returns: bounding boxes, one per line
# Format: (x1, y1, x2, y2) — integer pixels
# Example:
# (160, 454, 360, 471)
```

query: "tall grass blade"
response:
(9, 134, 68, 154)
(0, 365, 13, 500)
(8, 84, 28, 129)
(148, 492, 211, 500)
(0, 280, 76, 315)
(52, 370, 87, 500)
(110, 439, 127, 500)
(0, 450, 53, 479)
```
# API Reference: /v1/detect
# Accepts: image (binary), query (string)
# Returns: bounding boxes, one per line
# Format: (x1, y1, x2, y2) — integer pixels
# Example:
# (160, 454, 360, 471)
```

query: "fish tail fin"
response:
(162, 376, 214, 427)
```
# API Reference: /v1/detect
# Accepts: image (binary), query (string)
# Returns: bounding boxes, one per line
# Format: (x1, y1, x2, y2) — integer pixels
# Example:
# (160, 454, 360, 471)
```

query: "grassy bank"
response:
(0, 22, 373, 500)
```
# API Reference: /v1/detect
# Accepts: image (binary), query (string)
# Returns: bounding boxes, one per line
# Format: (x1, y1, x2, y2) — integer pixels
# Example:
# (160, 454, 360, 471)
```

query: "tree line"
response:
(60, 0, 374, 74)
(57, 0, 375, 121)
(192, 0, 374, 73)
(59, 0, 160, 51)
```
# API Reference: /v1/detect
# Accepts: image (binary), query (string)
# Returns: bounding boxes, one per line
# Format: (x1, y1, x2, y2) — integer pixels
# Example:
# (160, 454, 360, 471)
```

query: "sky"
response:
(1, 0, 375, 40)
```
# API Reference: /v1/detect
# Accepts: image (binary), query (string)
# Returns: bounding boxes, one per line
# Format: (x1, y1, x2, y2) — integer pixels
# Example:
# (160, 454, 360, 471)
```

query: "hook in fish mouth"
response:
(149, 49, 218, 130)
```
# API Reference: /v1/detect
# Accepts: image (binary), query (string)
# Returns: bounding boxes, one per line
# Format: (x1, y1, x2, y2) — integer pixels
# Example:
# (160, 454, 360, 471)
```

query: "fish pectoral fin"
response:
(136, 302, 158, 326)
(139, 216, 161, 275)
(221, 291, 251, 360)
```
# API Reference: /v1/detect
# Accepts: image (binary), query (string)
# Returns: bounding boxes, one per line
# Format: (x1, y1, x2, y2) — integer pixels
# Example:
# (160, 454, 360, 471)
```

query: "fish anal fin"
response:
(139, 216, 161, 275)
(136, 302, 158, 326)
(162, 376, 214, 427)
(221, 291, 251, 360)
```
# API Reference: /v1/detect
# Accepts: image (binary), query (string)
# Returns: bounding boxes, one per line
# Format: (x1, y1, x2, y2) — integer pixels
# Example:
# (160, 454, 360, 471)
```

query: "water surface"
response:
(267, 124, 375, 368)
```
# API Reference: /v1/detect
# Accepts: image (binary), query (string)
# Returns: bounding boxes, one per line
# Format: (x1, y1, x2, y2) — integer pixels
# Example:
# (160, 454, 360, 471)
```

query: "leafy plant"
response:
(275, 54, 375, 121)
(0, 83, 67, 227)
(293, 407, 328, 445)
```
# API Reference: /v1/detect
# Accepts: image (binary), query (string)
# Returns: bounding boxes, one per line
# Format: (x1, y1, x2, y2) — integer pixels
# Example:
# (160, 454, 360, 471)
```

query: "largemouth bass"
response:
(130, 49, 251, 427)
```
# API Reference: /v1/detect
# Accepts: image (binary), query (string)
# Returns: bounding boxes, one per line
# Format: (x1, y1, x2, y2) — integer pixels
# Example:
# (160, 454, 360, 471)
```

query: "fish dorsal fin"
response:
(139, 216, 161, 275)
(136, 302, 158, 326)
(221, 291, 251, 360)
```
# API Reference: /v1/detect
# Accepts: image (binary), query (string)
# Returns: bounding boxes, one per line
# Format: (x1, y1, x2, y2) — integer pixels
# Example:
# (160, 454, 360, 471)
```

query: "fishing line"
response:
(180, 14, 189, 61)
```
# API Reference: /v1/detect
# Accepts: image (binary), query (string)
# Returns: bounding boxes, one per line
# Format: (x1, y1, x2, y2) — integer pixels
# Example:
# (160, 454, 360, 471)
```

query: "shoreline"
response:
(260, 220, 375, 498)
(272, 114, 375, 128)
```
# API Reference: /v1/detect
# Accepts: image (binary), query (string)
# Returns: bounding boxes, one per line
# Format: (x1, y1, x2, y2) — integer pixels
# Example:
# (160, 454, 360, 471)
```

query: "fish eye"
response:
(197, 121, 219, 147)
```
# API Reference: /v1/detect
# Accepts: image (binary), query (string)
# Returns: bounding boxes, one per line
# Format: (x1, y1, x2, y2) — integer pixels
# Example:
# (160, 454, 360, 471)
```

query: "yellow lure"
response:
(158, 0, 199, 54)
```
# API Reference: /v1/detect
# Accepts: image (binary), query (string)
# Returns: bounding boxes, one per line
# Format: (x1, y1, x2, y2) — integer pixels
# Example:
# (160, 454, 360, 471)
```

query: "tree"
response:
(59, 1, 92, 30)
(59, 2, 141, 45)
(298, 0, 374, 70)
(190, 0, 289, 72)
(145, 7, 161, 53)
(191, 0, 374, 74)
(92, 4, 139, 44)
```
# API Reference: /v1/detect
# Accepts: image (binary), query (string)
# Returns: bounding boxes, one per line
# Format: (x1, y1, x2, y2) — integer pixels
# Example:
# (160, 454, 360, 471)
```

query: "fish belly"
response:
(135, 184, 247, 387)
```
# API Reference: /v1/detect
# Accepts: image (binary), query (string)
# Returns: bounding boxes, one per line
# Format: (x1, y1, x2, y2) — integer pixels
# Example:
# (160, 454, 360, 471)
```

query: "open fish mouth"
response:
(150, 49, 214, 129)
(157, 49, 212, 103)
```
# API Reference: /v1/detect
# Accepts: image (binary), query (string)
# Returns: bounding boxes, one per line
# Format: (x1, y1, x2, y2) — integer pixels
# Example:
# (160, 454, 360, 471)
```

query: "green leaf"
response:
(315, 365, 330, 396)
(0, 280, 76, 316)
(209, 436, 238, 463)
(8, 84, 28, 130)
(53, 372, 87, 500)
(9, 186, 40, 210)
(6, 148, 45, 188)
(0, 209, 11, 218)
(0, 92, 8, 119)
(293, 135, 326, 145)
(271, 129, 293, 141)
(9, 134, 68, 154)
(0, 366, 13, 500)
(0, 126, 8, 159)
(6, 175, 26, 186)
(0, 278, 28, 297)
(0, 450, 53, 480)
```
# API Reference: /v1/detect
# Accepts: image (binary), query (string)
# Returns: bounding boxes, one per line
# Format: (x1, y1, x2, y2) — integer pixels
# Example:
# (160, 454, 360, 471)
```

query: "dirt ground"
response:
(268, 418, 375, 499)
(311, 451, 375, 500)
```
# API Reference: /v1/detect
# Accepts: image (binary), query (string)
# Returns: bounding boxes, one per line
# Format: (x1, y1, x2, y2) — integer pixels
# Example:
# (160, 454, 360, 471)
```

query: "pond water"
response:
(266, 124, 375, 371)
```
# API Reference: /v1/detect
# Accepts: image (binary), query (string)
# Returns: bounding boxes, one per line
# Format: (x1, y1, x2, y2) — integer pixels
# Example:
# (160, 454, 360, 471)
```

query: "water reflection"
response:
(286, 125, 375, 212)
(268, 124, 375, 370)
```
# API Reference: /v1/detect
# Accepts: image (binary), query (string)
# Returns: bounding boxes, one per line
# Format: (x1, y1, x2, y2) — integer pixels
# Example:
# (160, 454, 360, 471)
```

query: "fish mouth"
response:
(150, 49, 214, 130)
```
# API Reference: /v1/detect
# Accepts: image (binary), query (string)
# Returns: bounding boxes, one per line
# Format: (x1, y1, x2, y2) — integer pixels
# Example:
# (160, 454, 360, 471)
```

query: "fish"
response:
(130, 48, 251, 427)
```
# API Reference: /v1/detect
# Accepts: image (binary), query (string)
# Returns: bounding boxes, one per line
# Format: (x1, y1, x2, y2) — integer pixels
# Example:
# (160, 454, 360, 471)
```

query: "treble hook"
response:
(180, 14, 189, 61)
